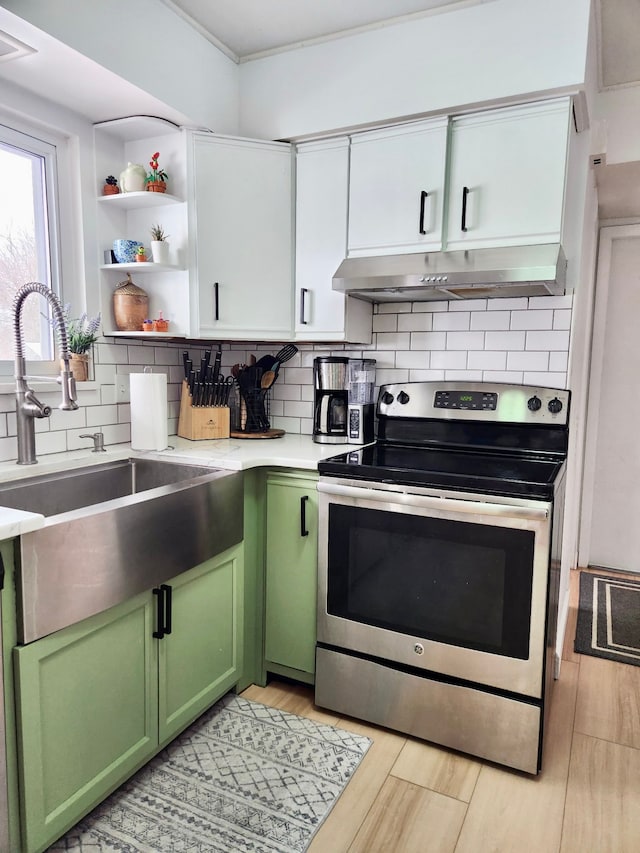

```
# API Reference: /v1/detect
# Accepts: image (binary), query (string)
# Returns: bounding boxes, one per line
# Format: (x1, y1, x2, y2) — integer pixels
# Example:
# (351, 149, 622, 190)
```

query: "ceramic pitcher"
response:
(119, 162, 147, 193)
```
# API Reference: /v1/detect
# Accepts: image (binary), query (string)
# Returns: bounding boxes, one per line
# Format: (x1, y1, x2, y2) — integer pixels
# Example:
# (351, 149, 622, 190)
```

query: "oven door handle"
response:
(317, 481, 549, 521)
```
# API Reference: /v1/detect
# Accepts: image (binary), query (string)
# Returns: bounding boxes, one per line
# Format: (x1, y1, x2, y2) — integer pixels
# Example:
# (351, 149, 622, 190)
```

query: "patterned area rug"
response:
(574, 571, 640, 666)
(49, 694, 372, 852)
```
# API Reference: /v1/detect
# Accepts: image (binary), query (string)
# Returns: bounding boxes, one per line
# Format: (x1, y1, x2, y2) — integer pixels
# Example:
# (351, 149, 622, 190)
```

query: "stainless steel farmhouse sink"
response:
(0, 458, 244, 644)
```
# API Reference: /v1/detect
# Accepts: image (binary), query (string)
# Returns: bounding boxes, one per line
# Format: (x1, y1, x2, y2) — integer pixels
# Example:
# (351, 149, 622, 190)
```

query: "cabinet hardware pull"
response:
(419, 190, 429, 235)
(461, 186, 470, 232)
(161, 583, 172, 635)
(300, 495, 309, 537)
(213, 282, 219, 321)
(152, 587, 165, 639)
(300, 288, 309, 325)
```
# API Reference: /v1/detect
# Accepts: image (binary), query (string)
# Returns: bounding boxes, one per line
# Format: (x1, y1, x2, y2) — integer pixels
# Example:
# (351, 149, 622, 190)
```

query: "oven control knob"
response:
(397, 391, 410, 405)
(527, 395, 542, 412)
(548, 397, 563, 414)
(381, 391, 395, 405)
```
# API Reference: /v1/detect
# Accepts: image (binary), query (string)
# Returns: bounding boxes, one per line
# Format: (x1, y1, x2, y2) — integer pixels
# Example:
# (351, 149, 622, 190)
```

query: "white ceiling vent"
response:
(0, 30, 36, 63)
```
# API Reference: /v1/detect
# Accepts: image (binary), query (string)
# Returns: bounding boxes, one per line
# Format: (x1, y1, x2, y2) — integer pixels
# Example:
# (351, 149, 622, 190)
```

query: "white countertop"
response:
(0, 434, 346, 540)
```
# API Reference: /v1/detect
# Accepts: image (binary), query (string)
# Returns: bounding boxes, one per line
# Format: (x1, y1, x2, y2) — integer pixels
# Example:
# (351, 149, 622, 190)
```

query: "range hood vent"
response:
(332, 244, 567, 303)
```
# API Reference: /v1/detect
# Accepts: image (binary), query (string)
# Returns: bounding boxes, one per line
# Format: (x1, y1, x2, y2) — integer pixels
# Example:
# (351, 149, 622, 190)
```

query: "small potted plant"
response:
(56, 306, 101, 381)
(150, 223, 170, 265)
(146, 152, 168, 193)
(102, 175, 119, 196)
(136, 245, 147, 262)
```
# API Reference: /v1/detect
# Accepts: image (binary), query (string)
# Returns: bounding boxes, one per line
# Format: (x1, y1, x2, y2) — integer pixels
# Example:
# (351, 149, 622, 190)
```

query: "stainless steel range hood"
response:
(332, 243, 567, 302)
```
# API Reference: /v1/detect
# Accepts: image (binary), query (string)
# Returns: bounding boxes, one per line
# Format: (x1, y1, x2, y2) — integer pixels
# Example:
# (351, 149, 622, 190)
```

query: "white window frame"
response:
(0, 118, 65, 377)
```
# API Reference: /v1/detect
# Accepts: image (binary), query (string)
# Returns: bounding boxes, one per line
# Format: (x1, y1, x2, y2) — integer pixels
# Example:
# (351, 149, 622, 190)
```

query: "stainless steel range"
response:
(315, 381, 569, 774)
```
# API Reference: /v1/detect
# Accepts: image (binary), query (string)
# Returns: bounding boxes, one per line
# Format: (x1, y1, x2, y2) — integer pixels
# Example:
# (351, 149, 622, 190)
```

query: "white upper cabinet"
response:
(347, 118, 449, 258)
(190, 133, 293, 340)
(295, 139, 372, 343)
(445, 98, 571, 250)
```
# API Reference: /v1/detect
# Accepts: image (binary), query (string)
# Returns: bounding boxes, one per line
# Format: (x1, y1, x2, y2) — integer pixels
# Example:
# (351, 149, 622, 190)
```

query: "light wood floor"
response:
(242, 568, 640, 853)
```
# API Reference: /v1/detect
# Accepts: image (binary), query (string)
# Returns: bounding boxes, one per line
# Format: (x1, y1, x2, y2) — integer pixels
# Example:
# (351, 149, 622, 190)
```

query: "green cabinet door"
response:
(14, 591, 157, 853)
(264, 471, 318, 677)
(158, 545, 244, 744)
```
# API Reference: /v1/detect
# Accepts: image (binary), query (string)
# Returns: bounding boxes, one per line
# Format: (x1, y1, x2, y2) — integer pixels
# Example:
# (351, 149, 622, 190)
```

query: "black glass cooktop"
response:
(318, 443, 564, 500)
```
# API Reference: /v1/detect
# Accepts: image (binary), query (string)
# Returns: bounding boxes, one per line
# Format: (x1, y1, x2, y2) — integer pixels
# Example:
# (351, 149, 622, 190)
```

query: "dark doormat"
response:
(574, 571, 640, 666)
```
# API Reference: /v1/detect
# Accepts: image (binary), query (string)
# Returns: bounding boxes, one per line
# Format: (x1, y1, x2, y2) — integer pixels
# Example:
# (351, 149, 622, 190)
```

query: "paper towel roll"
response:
(130, 372, 168, 451)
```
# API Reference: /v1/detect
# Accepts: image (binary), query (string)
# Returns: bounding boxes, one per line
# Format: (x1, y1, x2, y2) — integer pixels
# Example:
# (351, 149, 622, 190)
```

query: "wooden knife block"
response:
(177, 380, 230, 440)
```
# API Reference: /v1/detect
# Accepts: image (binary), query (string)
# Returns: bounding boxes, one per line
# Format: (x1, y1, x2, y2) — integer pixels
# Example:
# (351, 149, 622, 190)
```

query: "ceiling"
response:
(162, 0, 469, 61)
(163, 0, 640, 90)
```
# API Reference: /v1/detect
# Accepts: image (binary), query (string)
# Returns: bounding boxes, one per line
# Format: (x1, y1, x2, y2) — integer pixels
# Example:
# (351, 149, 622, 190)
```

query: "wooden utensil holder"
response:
(177, 380, 230, 440)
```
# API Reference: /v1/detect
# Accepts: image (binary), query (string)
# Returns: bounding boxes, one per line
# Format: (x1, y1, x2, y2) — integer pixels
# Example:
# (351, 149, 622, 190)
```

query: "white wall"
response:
(239, 0, 591, 139)
(0, 0, 239, 134)
(595, 87, 640, 164)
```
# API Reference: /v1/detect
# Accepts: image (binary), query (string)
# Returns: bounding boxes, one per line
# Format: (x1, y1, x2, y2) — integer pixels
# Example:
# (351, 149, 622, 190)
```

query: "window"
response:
(0, 123, 61, 365)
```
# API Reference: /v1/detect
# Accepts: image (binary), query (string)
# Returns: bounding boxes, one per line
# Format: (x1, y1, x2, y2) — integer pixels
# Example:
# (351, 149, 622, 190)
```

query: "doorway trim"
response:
(578, 223, 640, 567)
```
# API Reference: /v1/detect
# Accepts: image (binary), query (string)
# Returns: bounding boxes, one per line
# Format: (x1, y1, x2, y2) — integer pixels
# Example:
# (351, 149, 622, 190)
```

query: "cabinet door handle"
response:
(161, 583, 172, 635)
(152, 587, 165, 639)
(461, 186, 470, 232)
(299, 288, 309, 325)
(300, 495, 309, 537)
(419, 190, 429, 235)
(213, 282, 219, 321)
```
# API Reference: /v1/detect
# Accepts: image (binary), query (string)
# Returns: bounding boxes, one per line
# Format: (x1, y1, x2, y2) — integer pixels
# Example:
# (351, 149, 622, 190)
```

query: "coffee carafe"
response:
(313, 357, 349, 444)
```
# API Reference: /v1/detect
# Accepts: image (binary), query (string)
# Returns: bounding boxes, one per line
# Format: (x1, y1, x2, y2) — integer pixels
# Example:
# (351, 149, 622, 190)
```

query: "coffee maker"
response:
(347, 358, 376, 444)
(313, 357, 349, 444)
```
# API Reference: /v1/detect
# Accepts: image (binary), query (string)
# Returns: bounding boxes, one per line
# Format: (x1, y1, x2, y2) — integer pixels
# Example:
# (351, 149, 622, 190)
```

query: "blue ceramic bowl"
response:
(113, 238, 143, 264)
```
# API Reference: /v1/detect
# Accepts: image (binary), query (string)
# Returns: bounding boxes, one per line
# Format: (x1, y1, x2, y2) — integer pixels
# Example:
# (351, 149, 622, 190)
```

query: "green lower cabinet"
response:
(264, 471, 318, 681)
(14, 544, 243, 853)
(158, 547, 243, 744)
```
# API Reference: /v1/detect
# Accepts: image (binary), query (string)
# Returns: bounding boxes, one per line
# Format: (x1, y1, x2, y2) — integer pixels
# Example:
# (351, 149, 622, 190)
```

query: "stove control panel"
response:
(377, 382, 570, 425)
(434, 390, 497, 411)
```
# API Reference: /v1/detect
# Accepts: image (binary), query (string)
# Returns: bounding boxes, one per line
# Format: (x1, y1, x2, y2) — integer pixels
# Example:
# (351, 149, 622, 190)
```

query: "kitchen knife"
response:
(212, 346, 222, 383)
(182, 351, 190, 379)
(199, 356, 208, 382)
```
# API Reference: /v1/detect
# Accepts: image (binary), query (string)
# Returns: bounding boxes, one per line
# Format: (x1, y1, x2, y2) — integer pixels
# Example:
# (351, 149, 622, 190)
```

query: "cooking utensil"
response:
(273, 343, 298, 365)
(212, 346, 222, 383)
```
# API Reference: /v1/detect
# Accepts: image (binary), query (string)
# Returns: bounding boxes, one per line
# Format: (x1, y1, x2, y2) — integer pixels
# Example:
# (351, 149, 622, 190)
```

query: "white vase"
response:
(151, 240, 170, 265)
(119, 162, 147, 193)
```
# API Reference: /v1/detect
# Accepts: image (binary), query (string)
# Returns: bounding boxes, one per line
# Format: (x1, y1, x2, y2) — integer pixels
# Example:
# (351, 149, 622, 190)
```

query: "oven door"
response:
(317, 477, 552, 698)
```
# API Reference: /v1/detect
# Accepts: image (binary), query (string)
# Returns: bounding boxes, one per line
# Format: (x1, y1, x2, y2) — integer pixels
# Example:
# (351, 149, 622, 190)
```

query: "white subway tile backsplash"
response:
(372, 314, 397, 332)
(449, 299, 487, 312)
(444, 370, 483, 381)
(483, 371, 524, 384)
(528, 295, 573, 310)
(398, 313, 433, 332)
(553, 310, 572, 330)
(433, 312, 470, 331)
(549, 351, 569, 372)
(523, 372, 567, 388)
(410, 332, 446, 350)
(375, 332, 411, 350)
(488, 297, 529, 311)
(467, 351, 507, 371)
(412, 300, 449, 312)
(485, 331, 526, 350)
(86, 405, 118, 427)
(507, 351, 550, 371)
(446, 331, 485, 350)
(395, 350, 429, 369)
(510, 310, 554, 330)
(0, 294, 574, 459)
(127, 346, 155, 364)
(525, 330, 570, 351)
(377, 302, 412, 314)
(431, 351, 467, 370)
(284, 400, 313, 418)
(408, 369, 445, 381)
(375, 368, 410, 384)
(470, 311, 510, 331)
